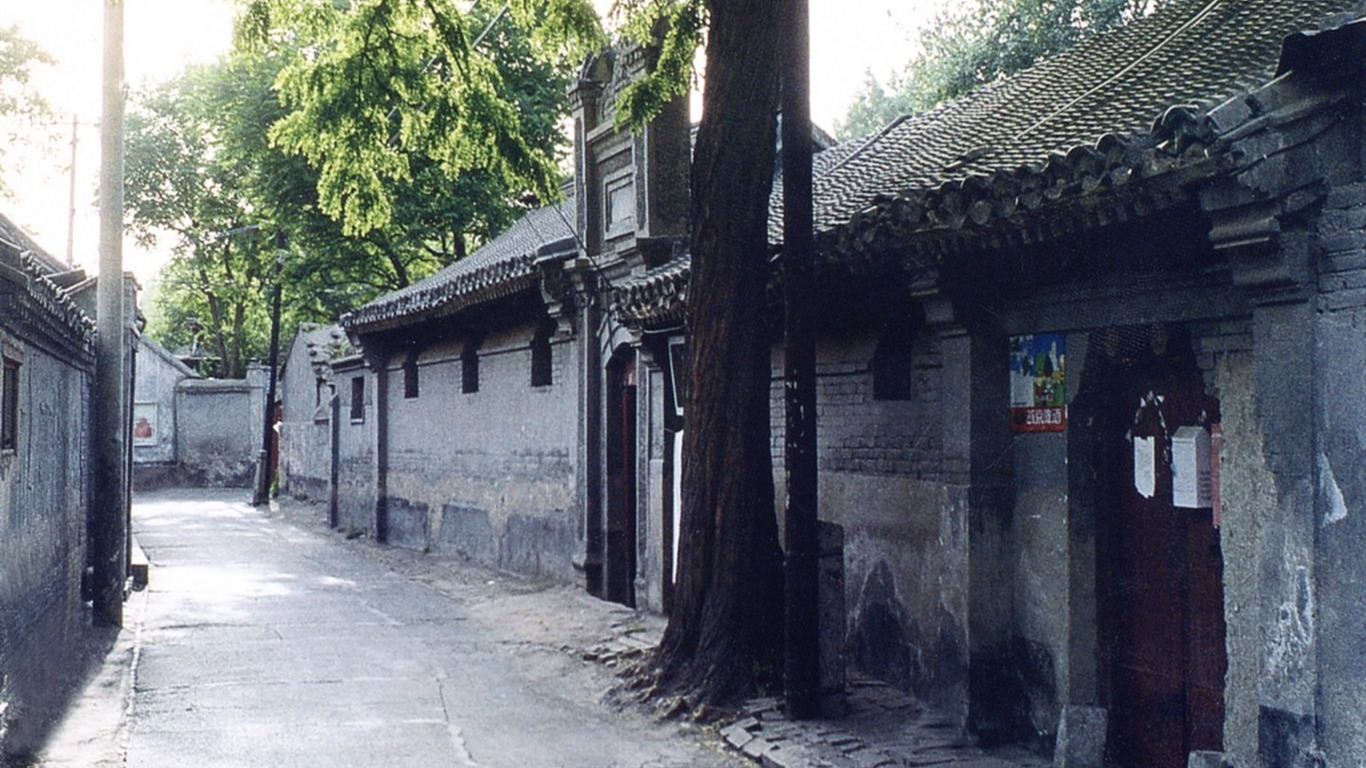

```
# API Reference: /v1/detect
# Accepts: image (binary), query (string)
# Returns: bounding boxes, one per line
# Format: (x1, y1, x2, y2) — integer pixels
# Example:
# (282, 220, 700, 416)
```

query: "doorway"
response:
(1086, 324, 1226, 768)
(604, 349, 638, 607)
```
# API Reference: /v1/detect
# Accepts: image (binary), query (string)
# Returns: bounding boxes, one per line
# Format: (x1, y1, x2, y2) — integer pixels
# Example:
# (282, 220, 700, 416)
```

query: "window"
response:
(603, 172, 636, 238)
(403, 352, 420, 399)
(530, 328, 553, 388)
(350, 376, 365, 422)
(872, 333, 913, 401)
(461, 340, 480, 394)
(2, 358, 18, 451)
(667, 339, 688, 417)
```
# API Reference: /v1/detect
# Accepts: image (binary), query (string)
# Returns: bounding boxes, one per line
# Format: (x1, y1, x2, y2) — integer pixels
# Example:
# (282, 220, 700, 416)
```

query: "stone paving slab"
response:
(720, 681, 1051, 768)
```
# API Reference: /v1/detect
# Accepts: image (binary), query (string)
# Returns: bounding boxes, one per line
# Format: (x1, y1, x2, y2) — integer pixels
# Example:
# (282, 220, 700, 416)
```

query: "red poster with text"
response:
(1009, 334, 1066, 433)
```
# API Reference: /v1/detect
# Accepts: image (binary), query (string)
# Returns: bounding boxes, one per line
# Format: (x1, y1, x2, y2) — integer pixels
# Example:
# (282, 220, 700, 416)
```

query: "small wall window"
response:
(530, 328, 553, 388)
(403, 352, 420, 399)
(462, 340, 480, 394)
(604, 172, 636, 238)
(872, 333, 914, 401)
(350, 376, 365, 422)
(2, 358, 18, 451)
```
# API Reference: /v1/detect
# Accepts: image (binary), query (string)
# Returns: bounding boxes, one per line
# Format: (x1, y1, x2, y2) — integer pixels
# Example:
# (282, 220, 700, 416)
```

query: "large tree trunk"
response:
(652, 0, 786, 710)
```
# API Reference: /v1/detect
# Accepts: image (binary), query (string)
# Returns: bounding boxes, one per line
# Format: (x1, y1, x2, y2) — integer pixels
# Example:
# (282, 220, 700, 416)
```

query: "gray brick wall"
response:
(381, 324, 581, 581)
(0, 341, 92, 753)
(771, 330, 944, 482)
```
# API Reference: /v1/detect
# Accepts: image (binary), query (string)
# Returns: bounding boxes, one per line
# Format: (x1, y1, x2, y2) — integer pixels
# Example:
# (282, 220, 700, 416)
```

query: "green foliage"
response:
(836, 0, 1167, 139)
(237, 0, 597, 236)
(612, 0, 706, 131)
(509, 0, 607, 62)
(130, 4, 574, 373)
(0, 25, 56, 197)
(124, 65, 274, 378)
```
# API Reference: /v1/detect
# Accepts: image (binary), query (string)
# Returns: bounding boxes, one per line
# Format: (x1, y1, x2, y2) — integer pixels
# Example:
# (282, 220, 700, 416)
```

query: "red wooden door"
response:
(1099, 334, 1226, 768)
(605, 352, 638, 608)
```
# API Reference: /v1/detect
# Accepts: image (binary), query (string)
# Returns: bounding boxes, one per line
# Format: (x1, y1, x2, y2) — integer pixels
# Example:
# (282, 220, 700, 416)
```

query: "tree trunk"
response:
(228, 301, 246, 379)
(197, 265, 232, 378)
(653, 0, 786, 710)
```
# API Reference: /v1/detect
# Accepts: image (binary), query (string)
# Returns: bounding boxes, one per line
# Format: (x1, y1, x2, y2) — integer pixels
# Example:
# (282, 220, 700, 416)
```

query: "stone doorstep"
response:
(129, 535, 150, 588)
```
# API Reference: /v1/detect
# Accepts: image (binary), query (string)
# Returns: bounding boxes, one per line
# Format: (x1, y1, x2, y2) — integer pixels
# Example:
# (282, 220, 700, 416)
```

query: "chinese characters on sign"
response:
(1009, 334, 1066, 433)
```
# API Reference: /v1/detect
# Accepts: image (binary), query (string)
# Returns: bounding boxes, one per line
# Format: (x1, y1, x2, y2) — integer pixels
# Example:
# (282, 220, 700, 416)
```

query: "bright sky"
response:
(0, 0, 946, 281)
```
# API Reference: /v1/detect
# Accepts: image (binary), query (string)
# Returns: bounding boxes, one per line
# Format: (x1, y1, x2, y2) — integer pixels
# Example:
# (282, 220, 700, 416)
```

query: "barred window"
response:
(2, 358, 19, 451)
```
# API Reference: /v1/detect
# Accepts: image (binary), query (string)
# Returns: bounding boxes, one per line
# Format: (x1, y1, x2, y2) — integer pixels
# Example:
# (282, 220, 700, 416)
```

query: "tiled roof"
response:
(619, 0, 1360, 325)
(281, 323, 353, 380)
(354, 0, 1359, 331)
(342, 199, 575, 331)
(804, 0, 1358, 235)
(768, 130, 880, 243)
(0, 212, 66, 275)
(0, 216, 96, 349)
(613, 257, 691, 327)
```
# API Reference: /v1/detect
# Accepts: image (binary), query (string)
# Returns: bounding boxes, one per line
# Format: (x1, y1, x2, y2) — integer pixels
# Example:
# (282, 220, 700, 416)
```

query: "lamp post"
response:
(253, 234, 286, 506)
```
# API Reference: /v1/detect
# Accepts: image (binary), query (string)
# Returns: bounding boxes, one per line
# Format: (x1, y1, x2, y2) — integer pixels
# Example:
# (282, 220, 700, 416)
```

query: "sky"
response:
(0, 0, 949, 281)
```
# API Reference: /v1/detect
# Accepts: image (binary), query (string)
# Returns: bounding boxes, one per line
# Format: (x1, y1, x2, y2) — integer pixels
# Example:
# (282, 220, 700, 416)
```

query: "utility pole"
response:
(92, 0, 127, 627)
(66, 114, 79, 268)
(781, 0, 820, 721)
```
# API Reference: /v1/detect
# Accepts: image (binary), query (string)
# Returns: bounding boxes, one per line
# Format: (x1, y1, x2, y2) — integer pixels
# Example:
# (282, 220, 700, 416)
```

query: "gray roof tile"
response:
(343, 198, 574, 330)
(352, 0, 1358, 330)
(805, 0, 1356, 233)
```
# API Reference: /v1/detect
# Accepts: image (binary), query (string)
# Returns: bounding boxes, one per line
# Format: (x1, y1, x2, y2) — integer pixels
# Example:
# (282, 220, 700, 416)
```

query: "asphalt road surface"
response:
(117, 489, 741, 768)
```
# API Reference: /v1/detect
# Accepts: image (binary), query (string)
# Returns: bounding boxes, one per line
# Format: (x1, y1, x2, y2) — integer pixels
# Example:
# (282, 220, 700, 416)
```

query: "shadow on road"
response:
(3, 619, 124, 767)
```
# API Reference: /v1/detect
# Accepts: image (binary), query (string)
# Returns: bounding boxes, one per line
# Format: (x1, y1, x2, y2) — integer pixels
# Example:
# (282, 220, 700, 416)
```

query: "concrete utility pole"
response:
(66, 114, 79, 268)
(92, 0, 127, 627)
(781, 0, 820, 721)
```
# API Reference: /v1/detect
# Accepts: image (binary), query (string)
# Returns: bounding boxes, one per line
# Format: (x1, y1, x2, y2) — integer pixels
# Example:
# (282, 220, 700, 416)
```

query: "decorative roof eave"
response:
(0, 250, 97, 360)
(615, 125, 1232, 327)
(342, 252, 539, 335)
(816, 119, 1234, 272)
(613, 258, 689, 329)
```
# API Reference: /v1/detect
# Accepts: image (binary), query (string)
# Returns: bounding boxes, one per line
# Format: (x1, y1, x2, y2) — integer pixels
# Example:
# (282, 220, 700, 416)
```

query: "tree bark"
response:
(197, 264, 232, 378)
(653, 0, 786, 709)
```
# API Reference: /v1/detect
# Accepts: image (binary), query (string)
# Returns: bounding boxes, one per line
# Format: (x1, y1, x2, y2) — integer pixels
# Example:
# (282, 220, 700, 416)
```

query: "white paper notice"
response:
(1134, 436, 1156, 499)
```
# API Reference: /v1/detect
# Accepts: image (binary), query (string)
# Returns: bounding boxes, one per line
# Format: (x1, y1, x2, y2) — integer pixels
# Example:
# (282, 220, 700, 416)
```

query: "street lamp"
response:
(252, 232, 287, 506)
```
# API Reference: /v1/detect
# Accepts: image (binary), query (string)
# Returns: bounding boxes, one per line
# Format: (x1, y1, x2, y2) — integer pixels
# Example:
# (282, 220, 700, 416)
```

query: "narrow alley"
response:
(42, 489, 741, 768)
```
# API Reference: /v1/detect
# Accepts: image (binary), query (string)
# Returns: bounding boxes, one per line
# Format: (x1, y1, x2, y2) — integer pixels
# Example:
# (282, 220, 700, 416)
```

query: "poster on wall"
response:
(1009, 333, 1066, 433)
(133, 402, 158, 446)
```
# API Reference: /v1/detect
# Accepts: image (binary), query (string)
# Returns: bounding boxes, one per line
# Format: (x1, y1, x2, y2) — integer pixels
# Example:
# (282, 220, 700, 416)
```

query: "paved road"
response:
(124, 489, 740, 768)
